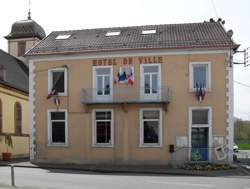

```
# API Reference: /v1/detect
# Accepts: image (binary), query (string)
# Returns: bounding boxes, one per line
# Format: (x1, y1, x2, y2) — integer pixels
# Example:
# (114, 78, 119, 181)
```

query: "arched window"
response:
(14, 102, 22, 135)
(0, 99, 2, 133)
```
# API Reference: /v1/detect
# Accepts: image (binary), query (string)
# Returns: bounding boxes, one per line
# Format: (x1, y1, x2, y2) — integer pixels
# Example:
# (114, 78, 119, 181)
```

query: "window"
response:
(140, 64, 161, 100)
(48, 68, 67, 96)
(48, 109, 67, 146)
(92, 109, 114, 147)
(96, 68, 110, 95)
(144, 66, 159, 94)
(140, 108, 162, 147)
(0, 99, 2, 133)
(106, 31, 120, 36)
(142, 29, 156, 34)
(189, 62, 211, 91)
(55, 34, 71, 40)
(190, 108, 211, 127)
(18, 41, 26, 56)
(14, 102, 22, 135)
(192, 109, 209, 125)
(93, 66, 113, 102)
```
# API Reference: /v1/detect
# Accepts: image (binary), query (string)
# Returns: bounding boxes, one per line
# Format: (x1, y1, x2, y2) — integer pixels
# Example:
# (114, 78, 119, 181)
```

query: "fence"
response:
(82, 86, 171, 104)
(235, 150, 250, 164)
(235, 139, 250, 144)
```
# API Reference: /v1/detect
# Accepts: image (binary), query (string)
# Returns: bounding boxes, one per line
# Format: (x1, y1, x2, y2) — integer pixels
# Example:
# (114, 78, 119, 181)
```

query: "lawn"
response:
(237, 143, 250, 150)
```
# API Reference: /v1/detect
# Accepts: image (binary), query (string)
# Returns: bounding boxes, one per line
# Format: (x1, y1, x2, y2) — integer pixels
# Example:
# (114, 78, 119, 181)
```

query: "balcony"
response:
(82, 86, 171, 108)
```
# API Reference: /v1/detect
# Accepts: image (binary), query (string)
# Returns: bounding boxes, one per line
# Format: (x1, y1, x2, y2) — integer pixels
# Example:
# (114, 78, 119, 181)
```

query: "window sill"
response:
(53, 93, 67, 97)
(139, 144, 162, 148)
(92, 144, 114, 148)
(47, 143, 68, 147)
(189, 88, 211, 93)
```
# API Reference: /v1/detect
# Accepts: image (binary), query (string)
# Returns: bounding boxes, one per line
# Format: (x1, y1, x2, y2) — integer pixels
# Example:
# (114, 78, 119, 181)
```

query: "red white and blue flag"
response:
(195, 85, 206, 102)
(126, 71, 133, 86)
(46, 88, 57, 99)
(54, 98, 60, 106)
(117, 72, 127, 83)
(114, 68, 134, 86)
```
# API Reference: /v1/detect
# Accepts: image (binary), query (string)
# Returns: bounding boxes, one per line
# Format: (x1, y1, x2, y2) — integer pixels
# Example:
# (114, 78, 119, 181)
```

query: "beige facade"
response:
(30, 50, 232, 165)
(0, 84, 29, 158)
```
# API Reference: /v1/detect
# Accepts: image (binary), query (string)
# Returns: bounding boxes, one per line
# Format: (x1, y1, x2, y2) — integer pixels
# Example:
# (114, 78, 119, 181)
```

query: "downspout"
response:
(226, 47, 234, 163)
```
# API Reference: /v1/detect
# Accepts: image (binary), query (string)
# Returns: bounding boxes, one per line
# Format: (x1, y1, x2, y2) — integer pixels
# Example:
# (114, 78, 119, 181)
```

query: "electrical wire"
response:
(211, 0, 218, 19)
(234, 80, 250, 88)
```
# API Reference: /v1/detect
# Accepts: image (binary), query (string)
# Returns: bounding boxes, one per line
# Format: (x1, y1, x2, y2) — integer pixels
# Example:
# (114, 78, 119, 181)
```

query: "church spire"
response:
(28, 0, 31, 20)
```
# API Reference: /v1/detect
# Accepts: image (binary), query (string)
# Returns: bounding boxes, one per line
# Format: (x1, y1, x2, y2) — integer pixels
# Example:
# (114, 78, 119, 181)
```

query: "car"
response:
(233, 143, 239, 152)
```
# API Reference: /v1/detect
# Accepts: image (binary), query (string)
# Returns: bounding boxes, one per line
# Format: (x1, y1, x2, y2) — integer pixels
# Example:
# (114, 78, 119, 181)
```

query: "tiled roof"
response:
(0, 50, 28, 93)
(26, 22, 239, 56)
(5, 19, 46, 40)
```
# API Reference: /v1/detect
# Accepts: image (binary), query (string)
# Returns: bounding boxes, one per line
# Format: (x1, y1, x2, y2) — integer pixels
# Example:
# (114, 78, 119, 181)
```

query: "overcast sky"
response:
(1, 0, 250, 120)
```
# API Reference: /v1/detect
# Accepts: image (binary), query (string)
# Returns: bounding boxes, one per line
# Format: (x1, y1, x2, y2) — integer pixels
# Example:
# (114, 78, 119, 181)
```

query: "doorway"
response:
(191, 127, 208, 161)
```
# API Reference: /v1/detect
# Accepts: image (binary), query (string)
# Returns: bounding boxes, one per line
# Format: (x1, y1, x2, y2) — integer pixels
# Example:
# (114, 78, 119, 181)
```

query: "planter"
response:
(2, 152, 12, 161)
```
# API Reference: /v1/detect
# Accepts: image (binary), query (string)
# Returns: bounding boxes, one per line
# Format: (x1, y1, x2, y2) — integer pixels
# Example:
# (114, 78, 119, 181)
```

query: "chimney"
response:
(209, 18, 215, 22)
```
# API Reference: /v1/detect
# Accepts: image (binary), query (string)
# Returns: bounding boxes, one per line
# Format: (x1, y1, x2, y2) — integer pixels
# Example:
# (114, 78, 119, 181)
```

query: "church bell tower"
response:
(5, 4, 46, 64)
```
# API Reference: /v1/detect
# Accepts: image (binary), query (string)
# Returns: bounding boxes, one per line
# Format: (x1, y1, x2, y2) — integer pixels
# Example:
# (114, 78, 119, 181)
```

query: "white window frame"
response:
(139, 108, 162, 147)
(119, 66, 134, 83)
(93, 66, 113, 102)
(55, 34, 71, 40)
(189, 61, 211, 92)
(92, 109, 114, 147)
(142, 29, 156, 34)
(188, 106, 212, 161)
(106, 31, 120, 37)
(140, 64, 161, 101)
(48, 68, 67, 96)
(47, 109, 68, 147)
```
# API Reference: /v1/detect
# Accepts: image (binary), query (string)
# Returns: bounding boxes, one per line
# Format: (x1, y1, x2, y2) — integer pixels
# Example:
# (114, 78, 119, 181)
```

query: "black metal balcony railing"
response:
(82, 86, 171, 105)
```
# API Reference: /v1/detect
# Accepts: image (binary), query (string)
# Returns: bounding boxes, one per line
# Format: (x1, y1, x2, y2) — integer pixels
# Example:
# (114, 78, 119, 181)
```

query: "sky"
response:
(0, 0, 250, 120)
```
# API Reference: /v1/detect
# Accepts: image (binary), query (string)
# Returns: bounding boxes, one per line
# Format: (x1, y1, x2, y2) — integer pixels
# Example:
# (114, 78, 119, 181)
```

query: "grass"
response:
(237, 143, 250, 150)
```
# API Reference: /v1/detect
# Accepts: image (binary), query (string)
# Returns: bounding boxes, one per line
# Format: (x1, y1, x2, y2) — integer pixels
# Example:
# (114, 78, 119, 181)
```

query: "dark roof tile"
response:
(5, 19, 46, 40)
(0, 50, 28, 93)
(26, 22, 239, 56)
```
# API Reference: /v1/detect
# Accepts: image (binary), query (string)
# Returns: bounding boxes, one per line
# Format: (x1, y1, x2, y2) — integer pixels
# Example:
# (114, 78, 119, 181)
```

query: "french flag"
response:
(202, 88, 206, 100)
(196, 85, 206, 102)
(114, 72, 127, 85)
(114, 68, 134, 86)
(198, 87, 203, 102)
(54, 98, 60, 106)
(46, 88, 57, 99)
(118, 72, 127, 82)
(126, 72, 133, 86)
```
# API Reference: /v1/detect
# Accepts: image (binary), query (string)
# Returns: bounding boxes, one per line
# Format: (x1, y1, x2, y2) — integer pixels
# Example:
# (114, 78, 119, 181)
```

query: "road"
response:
(0, 167, 249, 189)
(237, 150, 250, 159)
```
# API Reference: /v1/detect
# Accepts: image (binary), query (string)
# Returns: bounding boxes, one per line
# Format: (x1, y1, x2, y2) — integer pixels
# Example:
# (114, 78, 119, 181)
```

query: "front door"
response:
(191, 127, 208, 161)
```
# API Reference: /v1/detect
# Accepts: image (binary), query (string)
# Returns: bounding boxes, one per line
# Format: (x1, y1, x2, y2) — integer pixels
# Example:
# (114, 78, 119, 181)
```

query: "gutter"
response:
(25, 44, 240, 57)
(0, 80, 28, 95)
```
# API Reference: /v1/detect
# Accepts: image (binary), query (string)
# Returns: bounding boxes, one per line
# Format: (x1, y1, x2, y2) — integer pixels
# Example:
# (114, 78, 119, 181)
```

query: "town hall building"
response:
(26, 20, 239, 165)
